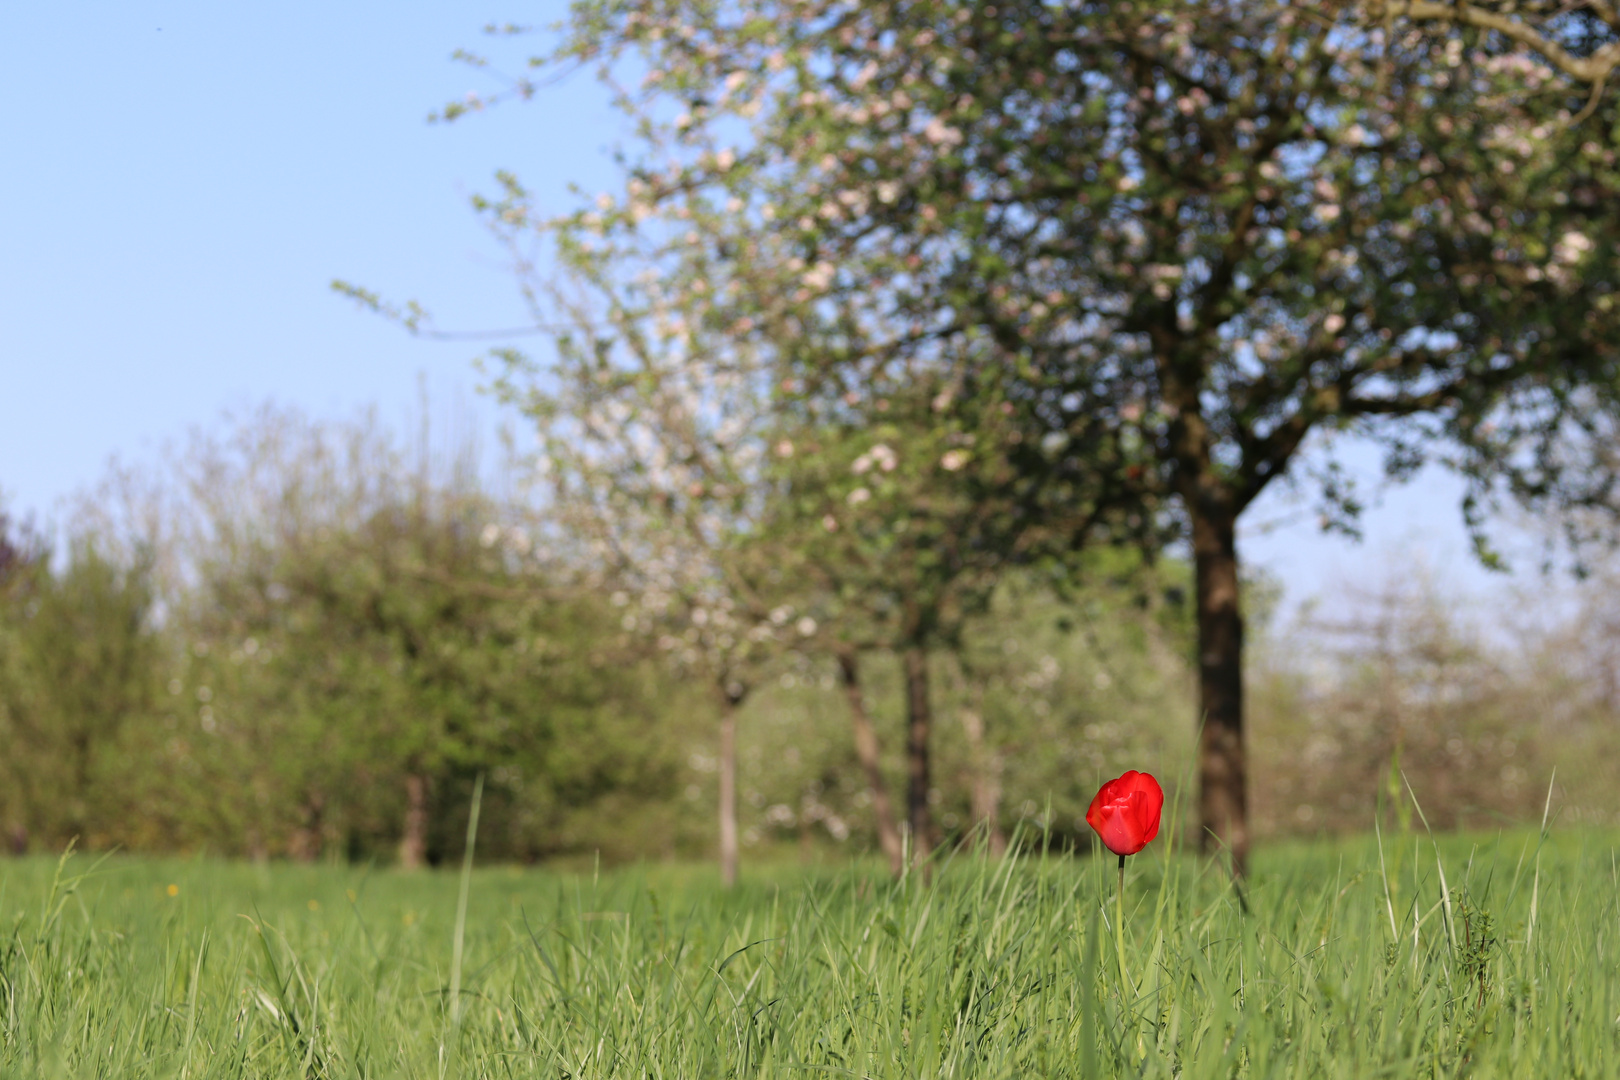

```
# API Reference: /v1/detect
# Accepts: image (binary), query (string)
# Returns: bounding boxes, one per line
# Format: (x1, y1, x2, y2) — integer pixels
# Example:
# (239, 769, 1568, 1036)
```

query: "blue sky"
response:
(0, 3, 1533, 617)
(1, 4, 621, 513)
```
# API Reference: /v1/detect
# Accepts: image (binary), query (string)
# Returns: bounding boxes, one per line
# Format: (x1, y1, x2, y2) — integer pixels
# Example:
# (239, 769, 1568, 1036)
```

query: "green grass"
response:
(2, 826, 1619, 1078)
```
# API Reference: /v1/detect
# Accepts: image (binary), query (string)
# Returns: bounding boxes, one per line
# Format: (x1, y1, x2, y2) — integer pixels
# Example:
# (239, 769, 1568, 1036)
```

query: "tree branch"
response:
(1364, 0, 1620, 84)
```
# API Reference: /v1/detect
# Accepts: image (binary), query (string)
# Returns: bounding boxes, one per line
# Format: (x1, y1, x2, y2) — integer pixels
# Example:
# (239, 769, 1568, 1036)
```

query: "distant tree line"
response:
(6, 405, 1620, 867)
(0, 407, 1197, 866)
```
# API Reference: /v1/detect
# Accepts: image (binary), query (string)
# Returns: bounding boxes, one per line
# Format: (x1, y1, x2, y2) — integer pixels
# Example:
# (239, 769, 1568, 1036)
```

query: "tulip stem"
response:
(1116, 853, 1130, 998)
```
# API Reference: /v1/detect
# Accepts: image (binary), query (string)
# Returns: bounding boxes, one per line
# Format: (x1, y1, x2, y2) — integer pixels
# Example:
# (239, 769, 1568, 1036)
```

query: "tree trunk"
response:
(959, 704, 1006, 858)
(836, 649, 905, 877)
(799, 799, 814, 865)
(1192, 503, 1249, 875)
(245, 827, 268, 865)
(399, 772, 429, 870)
(69, 731, 92, 841)
(902, 644, 936, 867)
(290, 792, 324, 863)
(718, 694, 739, 888)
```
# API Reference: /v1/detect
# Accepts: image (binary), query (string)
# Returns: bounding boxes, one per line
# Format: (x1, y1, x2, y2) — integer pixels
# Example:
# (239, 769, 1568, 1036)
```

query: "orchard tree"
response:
(468, 0, 1620, 871)
(173, 408, 596, 865)
(490, 262, 809, 886)
(763, 367, 1157, 868)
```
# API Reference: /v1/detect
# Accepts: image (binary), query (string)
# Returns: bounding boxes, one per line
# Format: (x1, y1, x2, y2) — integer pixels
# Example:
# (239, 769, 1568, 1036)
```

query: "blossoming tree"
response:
(486, 256, 806, 886)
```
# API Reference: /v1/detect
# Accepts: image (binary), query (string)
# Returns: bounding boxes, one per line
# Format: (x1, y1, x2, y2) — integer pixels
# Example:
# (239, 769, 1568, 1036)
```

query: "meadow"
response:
(2, 824, 1617, 1079)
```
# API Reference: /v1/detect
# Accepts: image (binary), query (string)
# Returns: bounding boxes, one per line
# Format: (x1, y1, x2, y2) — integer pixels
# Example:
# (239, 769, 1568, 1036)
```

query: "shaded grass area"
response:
(2, 827, 1618, 1077)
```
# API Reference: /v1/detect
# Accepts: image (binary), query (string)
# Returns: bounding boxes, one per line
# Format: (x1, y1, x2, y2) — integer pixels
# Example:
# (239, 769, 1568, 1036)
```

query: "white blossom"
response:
(802, 262, 836, 290)
(923, 116, 962, 146)
(1555, 231, 1594, 265)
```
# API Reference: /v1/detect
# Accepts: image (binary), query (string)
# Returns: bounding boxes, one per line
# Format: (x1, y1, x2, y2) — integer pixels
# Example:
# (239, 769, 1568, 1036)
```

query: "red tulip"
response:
(1086, 770, 1164, 857)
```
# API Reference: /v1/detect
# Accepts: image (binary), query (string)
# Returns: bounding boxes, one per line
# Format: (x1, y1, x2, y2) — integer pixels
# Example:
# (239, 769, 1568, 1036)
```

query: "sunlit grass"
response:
(2, 824, 1618, 1077)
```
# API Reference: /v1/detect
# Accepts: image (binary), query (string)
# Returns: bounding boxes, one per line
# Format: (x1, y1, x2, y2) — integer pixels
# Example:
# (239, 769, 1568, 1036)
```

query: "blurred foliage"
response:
(0, 409, 1201, 864)
(0, 537, 161, 849)
(719, 555, 1198, 858)
(6, 408, 1620, 864)
(0, 414, 701, 864)
(301, 0, 1620, 871)
(1249, 559, 1620, 839)
(428, 0, 1620, 870)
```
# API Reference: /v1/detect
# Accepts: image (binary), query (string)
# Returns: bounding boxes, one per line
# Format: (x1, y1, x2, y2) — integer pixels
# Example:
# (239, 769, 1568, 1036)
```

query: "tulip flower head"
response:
(1086, 770, 1164, 858)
